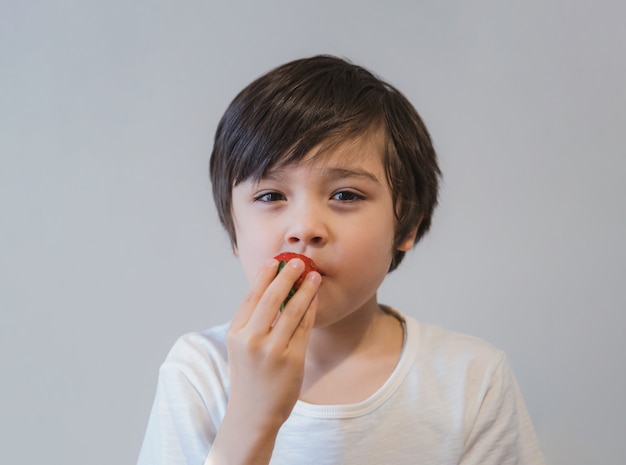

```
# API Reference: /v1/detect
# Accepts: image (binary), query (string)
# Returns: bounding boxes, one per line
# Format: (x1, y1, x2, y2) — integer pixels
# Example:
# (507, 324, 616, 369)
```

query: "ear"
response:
(396, 221, 421, 252)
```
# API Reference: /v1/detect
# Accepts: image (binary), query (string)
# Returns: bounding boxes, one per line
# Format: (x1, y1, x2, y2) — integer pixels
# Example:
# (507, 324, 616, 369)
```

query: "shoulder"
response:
(400, 311, 505, 366)
(158, 321, 232, 391)
(395, 311, 511, 400)
(399, 318, 547, 463)
(137, 323, 232, 465)
(398, 313, 542, 442)
(166, 321, 231, 364)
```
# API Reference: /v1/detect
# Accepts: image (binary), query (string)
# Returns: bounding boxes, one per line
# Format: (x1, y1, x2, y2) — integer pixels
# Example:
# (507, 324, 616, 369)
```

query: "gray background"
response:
(1, 1, 625, 464)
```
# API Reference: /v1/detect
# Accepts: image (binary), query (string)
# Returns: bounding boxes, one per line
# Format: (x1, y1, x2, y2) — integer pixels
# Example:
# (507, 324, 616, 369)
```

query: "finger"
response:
(230, 259, 279, 331)
(270, 270, 321, 344)
(286, 292, 318, 355)
(247, 258, 308, 330)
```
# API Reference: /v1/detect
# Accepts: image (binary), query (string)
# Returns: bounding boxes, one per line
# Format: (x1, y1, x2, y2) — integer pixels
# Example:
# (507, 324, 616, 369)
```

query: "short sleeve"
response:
(136, 364, 213, 465)
(460, 353, 545, 465)
(136, 330, 230, 465)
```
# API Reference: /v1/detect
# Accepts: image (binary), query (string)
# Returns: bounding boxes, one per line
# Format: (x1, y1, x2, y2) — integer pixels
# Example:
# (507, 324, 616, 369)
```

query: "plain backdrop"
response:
(1, 1, 625, 464)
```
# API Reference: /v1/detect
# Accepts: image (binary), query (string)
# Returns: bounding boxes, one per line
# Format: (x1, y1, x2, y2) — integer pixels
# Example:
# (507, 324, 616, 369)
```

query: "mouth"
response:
(311, 262, 326, 278)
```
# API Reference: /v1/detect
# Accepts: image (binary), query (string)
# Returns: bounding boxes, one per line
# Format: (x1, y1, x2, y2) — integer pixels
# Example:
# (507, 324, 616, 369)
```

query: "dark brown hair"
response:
(210, 55, 441, 271)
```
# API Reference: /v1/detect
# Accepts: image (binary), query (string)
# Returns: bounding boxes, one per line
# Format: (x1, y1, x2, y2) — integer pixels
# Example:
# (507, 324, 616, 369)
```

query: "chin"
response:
(311, 314, 333, 330)
(309, 303, 351, 330)
(309, 304, 335, 329)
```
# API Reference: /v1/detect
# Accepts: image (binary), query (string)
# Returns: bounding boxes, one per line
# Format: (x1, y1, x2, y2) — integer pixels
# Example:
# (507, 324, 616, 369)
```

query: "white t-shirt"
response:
(137, 311, 545, 464)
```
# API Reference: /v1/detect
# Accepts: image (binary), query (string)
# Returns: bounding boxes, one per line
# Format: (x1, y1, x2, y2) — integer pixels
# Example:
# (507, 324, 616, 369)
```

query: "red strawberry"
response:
(274, 252, 318, 290)
(274, 252, 318, 310)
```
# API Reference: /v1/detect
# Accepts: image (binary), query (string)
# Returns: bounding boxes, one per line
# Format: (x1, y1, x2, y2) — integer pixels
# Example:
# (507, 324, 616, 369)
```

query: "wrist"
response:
(209, 409, 281, 465)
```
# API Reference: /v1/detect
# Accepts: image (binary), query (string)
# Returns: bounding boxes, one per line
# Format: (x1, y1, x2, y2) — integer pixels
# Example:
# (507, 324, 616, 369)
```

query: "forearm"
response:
(205, 411, 281, 465)
(205, 258, 320, 465)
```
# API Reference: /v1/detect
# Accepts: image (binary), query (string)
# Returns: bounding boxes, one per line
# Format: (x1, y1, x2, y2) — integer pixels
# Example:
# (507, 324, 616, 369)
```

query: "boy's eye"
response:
(331, 190, 363, 202)
(254, 191, 285, 202)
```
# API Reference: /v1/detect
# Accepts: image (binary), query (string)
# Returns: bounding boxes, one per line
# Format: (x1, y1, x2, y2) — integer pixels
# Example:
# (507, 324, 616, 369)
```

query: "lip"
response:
(310, 261, 325, 277)
(306, 262, 326, 279)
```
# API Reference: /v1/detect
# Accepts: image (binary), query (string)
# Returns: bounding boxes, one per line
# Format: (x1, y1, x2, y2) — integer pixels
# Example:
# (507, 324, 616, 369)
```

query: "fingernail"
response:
(307, 271, 321, 283)
(289, 258, 304, 269)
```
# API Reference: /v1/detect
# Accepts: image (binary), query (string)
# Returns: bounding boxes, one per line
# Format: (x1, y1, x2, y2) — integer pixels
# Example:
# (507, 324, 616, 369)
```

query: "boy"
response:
(137, 55, 545, 464)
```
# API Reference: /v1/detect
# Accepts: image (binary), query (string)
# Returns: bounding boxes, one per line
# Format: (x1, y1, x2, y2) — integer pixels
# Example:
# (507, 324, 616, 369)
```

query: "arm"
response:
(206, 257, 320, 465)
(138, 258, 320, 465)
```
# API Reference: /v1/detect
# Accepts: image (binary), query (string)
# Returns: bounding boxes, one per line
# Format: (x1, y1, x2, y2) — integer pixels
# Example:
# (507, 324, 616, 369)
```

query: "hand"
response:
(209, 258, 321, 465)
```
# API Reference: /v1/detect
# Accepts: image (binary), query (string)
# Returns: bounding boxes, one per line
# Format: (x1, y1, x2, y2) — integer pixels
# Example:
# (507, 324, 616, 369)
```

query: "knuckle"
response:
(227, 329, 261, 353)
(240, 290, 257, 308)
(264, 342, 285, 361)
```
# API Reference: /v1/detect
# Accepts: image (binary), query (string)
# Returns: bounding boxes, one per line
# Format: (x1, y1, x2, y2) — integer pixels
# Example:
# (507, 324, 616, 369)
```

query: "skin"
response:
(207, 132, 417, 465)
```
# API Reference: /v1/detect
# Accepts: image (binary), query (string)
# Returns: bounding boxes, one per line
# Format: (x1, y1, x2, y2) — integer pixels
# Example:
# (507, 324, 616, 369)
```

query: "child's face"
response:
(231, 133, 415, 328)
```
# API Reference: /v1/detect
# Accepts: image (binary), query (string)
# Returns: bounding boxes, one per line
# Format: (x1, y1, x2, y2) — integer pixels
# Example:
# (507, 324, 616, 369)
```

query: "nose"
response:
(285, 202, 328, 248)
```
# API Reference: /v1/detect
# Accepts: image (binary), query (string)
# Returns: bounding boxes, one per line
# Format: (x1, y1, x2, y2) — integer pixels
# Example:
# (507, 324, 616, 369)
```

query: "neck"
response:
(300, 301, 404, 404)
(305, 301, 401, 369)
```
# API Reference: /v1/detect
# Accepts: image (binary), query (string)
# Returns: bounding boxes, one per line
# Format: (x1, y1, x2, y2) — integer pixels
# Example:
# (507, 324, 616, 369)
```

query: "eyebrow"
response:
(263, 166, 381, 184)
(324, 167, 380, 183)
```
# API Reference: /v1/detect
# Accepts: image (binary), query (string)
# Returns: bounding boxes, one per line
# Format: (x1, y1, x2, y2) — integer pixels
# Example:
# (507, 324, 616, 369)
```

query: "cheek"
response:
(341, 218, 396, 272)
(234, 232, 262, 283)
(234, 221, 281, 284)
